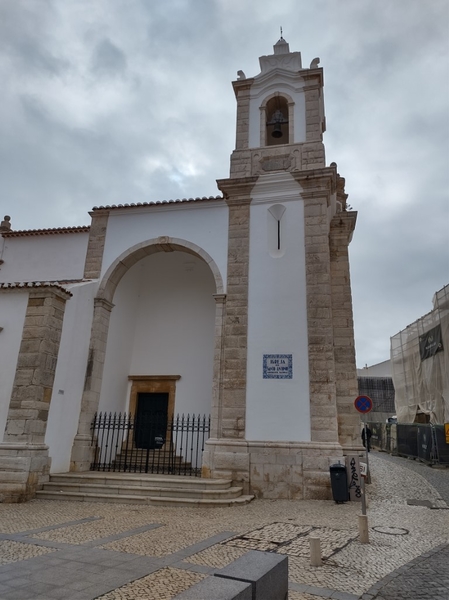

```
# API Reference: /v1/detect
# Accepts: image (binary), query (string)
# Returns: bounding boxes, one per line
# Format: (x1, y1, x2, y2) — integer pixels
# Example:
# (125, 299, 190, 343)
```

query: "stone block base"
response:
(70, 434, 96, 472)
(202, 438, 344, 500)
(0, 443, 51, 503)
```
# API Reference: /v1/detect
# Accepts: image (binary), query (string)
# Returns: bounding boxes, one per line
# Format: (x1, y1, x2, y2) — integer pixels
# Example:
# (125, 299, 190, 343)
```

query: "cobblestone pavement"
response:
(0, 452, 447, 599)
(373, 451, 449, 504)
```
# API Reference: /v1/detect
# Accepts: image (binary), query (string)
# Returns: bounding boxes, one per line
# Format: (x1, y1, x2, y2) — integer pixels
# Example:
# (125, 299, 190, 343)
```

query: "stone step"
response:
(47, 473, 232, 490)
(38, 482, 244, 500)
(35, 490, 254, 507)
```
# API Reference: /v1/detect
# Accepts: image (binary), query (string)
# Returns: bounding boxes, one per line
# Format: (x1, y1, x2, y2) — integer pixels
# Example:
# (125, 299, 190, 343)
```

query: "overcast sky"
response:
(1, 0, 448, 367)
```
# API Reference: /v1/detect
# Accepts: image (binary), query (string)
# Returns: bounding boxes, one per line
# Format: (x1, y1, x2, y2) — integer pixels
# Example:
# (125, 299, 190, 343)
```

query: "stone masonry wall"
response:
(330, 211, 360, 448)
(70, 297, 114, 471)
(83, 211, 109, 279)
(3, 288, 70, 444)
(0, 287, 71, 502)
(293, 169, 339, 444)
(216, 178, 257, 440)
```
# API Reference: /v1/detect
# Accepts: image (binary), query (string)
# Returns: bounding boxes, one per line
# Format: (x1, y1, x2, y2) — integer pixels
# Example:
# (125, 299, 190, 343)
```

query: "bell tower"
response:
(204, 38, 360, 500)
(230, 35, 326, 177)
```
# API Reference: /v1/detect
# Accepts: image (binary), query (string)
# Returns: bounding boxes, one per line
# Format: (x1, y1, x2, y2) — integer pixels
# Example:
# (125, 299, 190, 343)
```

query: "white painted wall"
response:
(45, 280, 97, 473)
(100, 251, 216, 418)
(248, 78, 306, 148)
(98, 265, 142, 415)
(0, 292, 28, 438)
(0, 233, 89, 283)
(246, 172, 310, 441)
(100, 201, 228, 290)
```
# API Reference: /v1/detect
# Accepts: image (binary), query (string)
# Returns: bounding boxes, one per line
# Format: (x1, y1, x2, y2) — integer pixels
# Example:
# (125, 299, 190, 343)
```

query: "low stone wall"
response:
(202, 438, 344, 500)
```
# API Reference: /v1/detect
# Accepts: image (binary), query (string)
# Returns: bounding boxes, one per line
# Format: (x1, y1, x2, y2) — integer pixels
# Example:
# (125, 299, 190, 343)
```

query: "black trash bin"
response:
(329, 463, 348, 503)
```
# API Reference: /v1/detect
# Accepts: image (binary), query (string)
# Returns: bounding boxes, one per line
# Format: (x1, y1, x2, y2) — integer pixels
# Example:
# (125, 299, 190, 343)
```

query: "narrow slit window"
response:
(268, 204, 286, 257)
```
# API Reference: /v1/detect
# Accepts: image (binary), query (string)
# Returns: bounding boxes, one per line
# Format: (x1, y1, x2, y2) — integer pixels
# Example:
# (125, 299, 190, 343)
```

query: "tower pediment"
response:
(258, 36, 302, 75)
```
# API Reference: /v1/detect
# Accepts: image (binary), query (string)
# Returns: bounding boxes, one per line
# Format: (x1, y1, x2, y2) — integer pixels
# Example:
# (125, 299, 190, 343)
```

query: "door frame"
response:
(128, 375, 180, 422)
(128, 376, 180, 450)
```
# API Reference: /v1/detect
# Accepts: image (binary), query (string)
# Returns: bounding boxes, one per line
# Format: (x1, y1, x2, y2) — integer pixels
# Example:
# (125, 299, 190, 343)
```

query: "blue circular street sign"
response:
(354, 395, 373, 414)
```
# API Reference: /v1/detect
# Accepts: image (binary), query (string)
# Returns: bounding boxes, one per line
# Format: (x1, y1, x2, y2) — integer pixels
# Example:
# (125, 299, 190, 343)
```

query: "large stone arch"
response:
(98, 236, 224, 304)
(70, 237, 225, 471)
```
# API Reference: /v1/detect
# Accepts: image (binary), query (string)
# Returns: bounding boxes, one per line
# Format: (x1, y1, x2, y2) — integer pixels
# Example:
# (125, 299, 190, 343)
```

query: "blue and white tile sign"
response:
(263, 354, 293, 379)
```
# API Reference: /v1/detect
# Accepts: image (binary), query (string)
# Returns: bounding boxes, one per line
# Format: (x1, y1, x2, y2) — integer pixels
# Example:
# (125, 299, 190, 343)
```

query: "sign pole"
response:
(364, 413, 371, 484)
(354, 395, 372, 544)
(361, 472, 366, 516)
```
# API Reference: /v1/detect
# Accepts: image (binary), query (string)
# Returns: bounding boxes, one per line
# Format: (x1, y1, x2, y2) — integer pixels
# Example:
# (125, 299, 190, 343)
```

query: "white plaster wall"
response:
(246, 172, 310, 441)
(100, 202, 228, 290)
(45, 280, 97, 473)
(100, 251, 216, 418)
(0, 292, 28, 438)
(248, 79, 306, 148)
(0, 233, 89, 283)
(98, 266, 142, 415)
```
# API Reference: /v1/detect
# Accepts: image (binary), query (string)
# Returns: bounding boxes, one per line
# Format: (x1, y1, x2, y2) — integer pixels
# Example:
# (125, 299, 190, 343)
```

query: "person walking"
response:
(361, 426, 372, 452)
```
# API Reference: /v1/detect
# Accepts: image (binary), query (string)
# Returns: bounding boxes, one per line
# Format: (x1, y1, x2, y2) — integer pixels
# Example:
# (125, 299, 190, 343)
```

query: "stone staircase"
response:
(36, 472, 254, 507)
(109, 448, 189, 473)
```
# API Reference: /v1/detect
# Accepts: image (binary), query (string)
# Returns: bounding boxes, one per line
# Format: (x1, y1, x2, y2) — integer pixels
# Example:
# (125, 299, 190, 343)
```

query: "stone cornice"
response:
(301, 67, 324, 88)
(291, 167, 336, 197)
(231, 78, 255, 98)
(330, 210, 358, 243)
(216, 177, 258, 204)
(93, 297, 115, 312)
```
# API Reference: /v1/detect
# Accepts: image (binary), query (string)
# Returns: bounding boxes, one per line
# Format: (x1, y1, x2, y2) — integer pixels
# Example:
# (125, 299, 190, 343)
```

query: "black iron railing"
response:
(90, 412, 210, 476)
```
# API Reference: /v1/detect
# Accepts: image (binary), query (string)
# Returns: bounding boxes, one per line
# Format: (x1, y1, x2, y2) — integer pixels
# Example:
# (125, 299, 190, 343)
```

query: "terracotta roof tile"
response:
(2, 226, 90, 237)
(92, 196, 223, 211)
(0, 281, 73, 295)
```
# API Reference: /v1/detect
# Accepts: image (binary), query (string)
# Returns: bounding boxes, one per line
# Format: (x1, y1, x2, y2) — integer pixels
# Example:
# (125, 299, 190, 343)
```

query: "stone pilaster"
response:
(302, 70, 326, 170)
(3, 289, 70, 444)
(0, 287, 71, 502)
(202, 178, 256, 489)
(231, 79, 254, 151)
(216, 177, 257, 440)
(210, 293, 226, 440)
(83, 210, 109, 279)
(330, 210, 360, 448)
(293, 169, 339, 443)
(70, 297, 114, 471)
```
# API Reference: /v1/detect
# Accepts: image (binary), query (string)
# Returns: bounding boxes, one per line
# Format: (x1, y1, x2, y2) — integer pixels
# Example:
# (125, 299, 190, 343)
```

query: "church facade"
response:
(0, 38, 360, 502)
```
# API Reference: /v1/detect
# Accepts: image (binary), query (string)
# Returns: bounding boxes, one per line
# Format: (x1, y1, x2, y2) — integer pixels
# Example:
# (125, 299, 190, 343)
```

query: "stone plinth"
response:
(0, 444, 51, 503)
(203, 438, 343, 500)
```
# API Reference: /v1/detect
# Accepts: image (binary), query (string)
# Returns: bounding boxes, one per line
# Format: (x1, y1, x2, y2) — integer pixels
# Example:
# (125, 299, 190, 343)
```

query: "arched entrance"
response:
(70, 237, 225, 473)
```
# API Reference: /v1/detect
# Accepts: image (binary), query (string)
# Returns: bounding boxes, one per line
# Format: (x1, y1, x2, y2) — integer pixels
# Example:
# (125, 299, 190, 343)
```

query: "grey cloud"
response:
(0, 0, 447, 367)
(91, 39, 127, 76)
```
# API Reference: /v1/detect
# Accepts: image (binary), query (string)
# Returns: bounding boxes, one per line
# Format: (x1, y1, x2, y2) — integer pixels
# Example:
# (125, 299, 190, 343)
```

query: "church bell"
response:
(267, 109, 287, 139)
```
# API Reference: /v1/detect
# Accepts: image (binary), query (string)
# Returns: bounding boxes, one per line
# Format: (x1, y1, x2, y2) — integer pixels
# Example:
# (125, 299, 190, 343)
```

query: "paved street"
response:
(0, 452, 447, 599)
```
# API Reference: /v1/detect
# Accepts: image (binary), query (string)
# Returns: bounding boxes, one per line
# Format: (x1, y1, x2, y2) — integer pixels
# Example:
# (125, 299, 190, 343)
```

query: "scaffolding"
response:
(391, 284, 449, 424)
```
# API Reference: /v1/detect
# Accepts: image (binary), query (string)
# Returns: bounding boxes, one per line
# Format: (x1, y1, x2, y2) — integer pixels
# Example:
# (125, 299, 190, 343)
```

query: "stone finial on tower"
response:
(0, 216, 11, 232)
(273, 36, 290, 55)
(259, 37, 302, 74)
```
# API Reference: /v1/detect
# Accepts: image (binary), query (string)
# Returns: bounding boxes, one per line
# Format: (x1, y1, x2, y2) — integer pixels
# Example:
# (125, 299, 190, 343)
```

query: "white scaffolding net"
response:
(391, 284, 449, 424)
